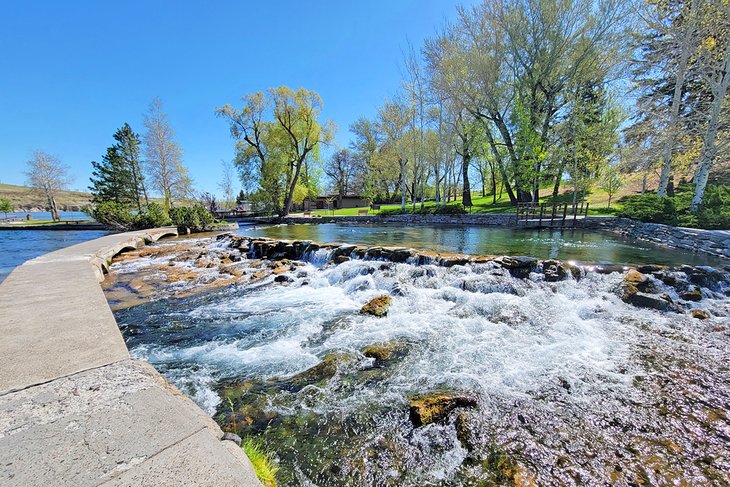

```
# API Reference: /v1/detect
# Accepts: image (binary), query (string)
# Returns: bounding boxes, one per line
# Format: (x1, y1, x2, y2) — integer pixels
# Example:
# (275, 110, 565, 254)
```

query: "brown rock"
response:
(691, 309, 710, 320)
(409, 391, 478, 427)
(360, 295, 392, 317)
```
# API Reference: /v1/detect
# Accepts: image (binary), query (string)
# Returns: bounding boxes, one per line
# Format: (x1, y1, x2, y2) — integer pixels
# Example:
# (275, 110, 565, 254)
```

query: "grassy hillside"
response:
(0, 183, 92, 211)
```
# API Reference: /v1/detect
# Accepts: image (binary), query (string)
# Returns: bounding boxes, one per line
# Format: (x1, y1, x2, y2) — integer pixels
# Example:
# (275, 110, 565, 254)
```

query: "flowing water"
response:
(107, 234, 730, 486)
(241, 223, 725, 267)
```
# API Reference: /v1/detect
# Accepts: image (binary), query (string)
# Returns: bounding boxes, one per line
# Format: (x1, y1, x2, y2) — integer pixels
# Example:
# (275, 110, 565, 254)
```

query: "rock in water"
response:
(680, 287, 703, 302)
(360, 295, 392, 317)
(362, 341, 408, 364)
(409, 391, 478, 427)
(691, 309, 710, 320)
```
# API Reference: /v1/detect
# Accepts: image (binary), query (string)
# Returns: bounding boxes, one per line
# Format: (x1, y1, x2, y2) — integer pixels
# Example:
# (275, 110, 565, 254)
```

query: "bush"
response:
(91, 201, 135, 230)
(132, 203, 170, 229)
(617, 194, 676, 223)
(617, 184, 730, 230)
(377, 203, 468, 217)
(169, 204, 215, 233)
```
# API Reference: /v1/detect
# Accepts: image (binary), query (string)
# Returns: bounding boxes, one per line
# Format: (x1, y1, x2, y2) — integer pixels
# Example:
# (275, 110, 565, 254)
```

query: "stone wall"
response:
(278, 213, 517, 226)
(585, 217, 730, 259)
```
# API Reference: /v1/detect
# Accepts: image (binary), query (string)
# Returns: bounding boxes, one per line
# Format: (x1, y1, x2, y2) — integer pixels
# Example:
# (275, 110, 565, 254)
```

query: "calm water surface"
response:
(241, 223, 726, 267)
(0, 229, 108, 283)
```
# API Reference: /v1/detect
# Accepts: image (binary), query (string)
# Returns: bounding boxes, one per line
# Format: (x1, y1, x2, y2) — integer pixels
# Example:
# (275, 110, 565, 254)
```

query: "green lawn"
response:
(298, 191, 620, 217)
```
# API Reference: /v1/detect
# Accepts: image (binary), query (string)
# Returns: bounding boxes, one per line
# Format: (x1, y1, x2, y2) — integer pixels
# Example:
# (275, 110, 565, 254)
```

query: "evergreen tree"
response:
(89, 124, 146, 208)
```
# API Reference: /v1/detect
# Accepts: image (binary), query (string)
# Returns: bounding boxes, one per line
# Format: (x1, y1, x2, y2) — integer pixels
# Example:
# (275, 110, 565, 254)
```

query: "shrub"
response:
(169, 204, 215, 233)
(91, 201, 135, 230)
(132, 203, 171, 229)
(378, 203, 468, 217)
(617, 184, 730, 230)
(617, 194, 676, 223)
(242, 437, 279, 487)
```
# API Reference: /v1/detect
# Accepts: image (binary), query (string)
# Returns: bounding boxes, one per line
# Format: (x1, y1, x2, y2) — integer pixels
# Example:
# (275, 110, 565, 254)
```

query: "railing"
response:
(515, 201, 589, 227)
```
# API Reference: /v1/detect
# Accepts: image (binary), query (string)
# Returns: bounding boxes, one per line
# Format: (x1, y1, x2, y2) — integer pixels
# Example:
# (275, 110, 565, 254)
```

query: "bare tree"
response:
(142, 97, 192, 210)
(218, 159, 236, 210)
(25, 150, 71, 221)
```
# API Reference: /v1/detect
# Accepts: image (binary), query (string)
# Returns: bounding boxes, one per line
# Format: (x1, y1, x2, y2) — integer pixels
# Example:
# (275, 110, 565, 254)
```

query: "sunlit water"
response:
(241, 223, 726, 267)
(110, 236, 730, 485)
(0, 229, 108, 283)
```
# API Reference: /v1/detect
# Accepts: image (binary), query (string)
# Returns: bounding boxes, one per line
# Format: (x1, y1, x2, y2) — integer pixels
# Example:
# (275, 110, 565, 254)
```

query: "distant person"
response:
(26, 213, 31, 221)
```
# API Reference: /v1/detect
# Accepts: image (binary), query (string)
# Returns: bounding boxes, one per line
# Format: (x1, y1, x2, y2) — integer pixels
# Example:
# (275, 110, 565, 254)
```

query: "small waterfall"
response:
(303, 248, 335, 267)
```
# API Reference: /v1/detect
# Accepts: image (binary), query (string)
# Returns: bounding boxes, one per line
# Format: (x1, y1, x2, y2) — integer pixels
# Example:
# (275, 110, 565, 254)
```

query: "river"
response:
(105, 232, 730, 486)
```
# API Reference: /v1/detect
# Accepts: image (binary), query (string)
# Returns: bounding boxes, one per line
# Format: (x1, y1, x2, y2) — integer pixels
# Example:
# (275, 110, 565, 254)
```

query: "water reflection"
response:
(241, 223, 725, 267)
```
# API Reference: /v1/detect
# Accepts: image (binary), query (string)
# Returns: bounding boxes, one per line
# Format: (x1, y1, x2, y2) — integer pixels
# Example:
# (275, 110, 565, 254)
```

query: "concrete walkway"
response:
(0, 228, 261, 486)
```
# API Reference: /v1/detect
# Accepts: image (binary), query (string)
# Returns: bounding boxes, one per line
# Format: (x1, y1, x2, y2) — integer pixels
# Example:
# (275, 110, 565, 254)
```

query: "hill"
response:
(0, 183, 92, 212)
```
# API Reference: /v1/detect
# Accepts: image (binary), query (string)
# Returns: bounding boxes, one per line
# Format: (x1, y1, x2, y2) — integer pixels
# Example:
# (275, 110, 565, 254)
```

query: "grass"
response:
(0, 183, 92, 210)
(299, 189, 621, 218)
(242, 437, 279, 487)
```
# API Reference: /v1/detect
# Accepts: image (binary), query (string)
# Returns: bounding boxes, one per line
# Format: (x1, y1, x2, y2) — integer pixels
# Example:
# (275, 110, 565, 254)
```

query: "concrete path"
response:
(0, 228, 261, 486)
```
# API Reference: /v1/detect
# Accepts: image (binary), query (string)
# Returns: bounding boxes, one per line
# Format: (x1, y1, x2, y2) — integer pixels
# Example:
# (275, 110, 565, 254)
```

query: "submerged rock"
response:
(408, 390, 478, 427)
(360, 295, 392, 317)
(362, 341, 408, 365)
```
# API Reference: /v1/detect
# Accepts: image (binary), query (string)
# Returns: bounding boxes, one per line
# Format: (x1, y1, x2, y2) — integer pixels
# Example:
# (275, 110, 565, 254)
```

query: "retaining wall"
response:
(0, 228, 261, 486)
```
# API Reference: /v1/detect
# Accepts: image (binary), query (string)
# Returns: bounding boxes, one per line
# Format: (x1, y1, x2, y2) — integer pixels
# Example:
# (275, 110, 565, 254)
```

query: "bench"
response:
(371, 204, 381, 211)
(357, 210, 369, 216)
(303, 211, 311, 217)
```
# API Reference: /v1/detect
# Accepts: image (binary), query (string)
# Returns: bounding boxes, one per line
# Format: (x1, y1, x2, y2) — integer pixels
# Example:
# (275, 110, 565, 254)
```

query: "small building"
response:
(302, 194, 370, 211)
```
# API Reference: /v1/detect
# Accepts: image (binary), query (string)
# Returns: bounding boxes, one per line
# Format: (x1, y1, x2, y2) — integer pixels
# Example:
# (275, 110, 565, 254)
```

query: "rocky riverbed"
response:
(104, 234, 730, 486)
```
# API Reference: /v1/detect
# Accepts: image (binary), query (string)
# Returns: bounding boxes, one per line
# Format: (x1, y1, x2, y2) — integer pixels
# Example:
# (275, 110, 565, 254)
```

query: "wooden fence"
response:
(515, 201, 589, 228)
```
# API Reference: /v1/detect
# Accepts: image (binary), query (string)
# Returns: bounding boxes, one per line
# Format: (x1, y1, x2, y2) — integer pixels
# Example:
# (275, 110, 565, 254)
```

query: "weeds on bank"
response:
(242, 436, 279, 487)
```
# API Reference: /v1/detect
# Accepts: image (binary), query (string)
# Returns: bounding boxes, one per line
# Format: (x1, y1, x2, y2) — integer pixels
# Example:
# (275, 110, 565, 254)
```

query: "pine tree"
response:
(89, 124, 146, 208)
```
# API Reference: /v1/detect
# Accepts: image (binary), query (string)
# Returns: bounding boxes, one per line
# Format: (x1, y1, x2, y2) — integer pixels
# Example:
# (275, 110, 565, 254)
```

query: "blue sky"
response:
(0, 0, 472, 197)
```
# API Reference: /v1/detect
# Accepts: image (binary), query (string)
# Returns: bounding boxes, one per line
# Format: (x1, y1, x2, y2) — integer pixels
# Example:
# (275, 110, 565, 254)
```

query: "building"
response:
(301, 194, 370, 211)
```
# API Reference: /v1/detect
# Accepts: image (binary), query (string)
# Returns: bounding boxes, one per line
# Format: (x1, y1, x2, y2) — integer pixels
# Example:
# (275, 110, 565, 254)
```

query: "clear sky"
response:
(0, 0, 472, 197)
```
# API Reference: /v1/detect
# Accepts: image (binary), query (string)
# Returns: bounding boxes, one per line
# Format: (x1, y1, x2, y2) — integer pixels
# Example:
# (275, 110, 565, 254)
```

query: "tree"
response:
(691, 0, 730, 210)
(599, 165, 623, 208)
(0, 198, 12, 218)
(89, 124, 147, 209)
(143, 98, 192, 210)
(217, 87, 334, 216)
(325, 148, 362, 206)
(25, 150, 70, 222)
(218, 159, 236, 210)
(378, 97, 412, 209)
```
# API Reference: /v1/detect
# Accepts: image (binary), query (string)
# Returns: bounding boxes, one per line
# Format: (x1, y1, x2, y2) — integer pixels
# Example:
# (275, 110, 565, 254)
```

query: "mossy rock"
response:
(360, 295, 392, 317)
(361, 340, 409, 365)
(408, 390, 477, 427)
(281, 353, 353, 391)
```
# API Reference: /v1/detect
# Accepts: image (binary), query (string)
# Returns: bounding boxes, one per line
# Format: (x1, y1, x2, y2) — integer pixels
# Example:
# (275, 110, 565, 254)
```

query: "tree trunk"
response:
(48, 193, 60, 222)
(462, 151, 472, 207)
(282, 159, 304, 216)
(657, 0, 696, 198)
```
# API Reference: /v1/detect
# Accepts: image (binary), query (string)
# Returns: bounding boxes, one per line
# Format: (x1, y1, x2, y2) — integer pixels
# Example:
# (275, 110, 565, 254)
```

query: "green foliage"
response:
(169, 204, 215, 232)
(91, 201, 135, 229)
(378, 203, 468, 216)
(89, 123, 146, 209)
(132, 202, 170, 229)
(0, 197, 12, 216)
(618, 184, 730, 229)
(241, 437, 279, 487)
